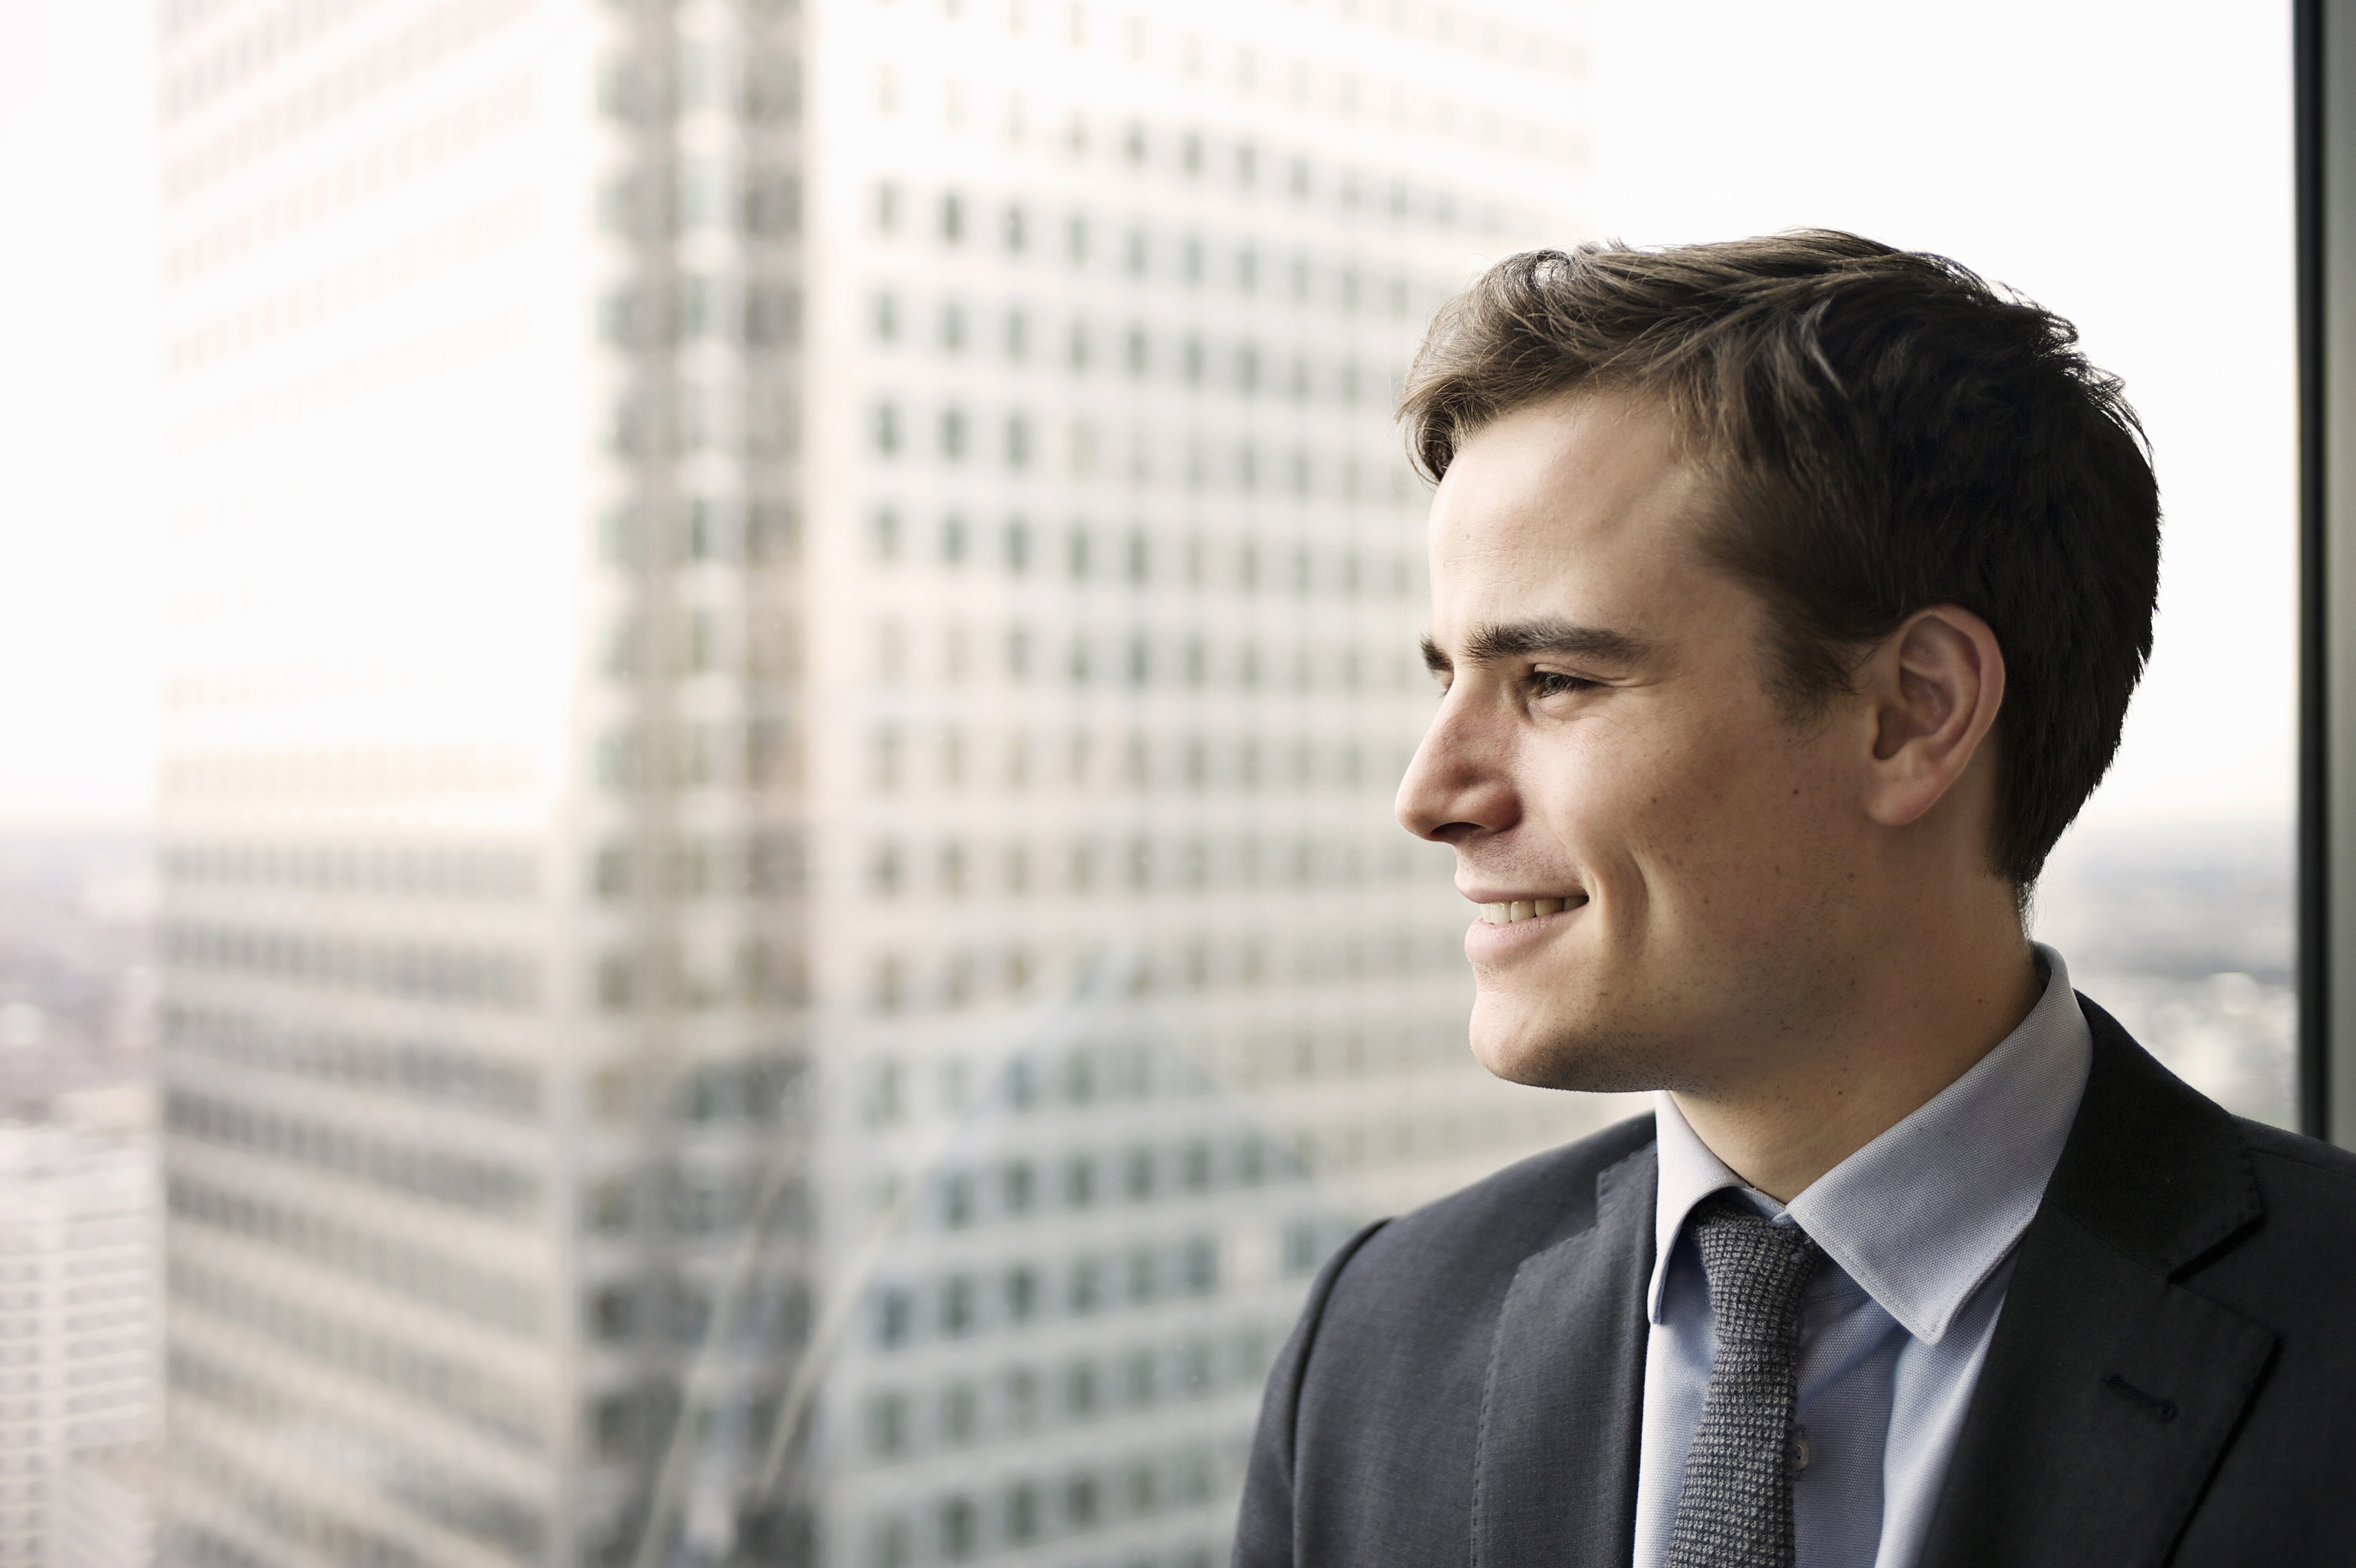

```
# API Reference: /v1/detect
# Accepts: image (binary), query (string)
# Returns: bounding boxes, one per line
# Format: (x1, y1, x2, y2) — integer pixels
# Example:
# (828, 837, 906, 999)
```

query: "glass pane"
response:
(0, 1, 2298, 1564)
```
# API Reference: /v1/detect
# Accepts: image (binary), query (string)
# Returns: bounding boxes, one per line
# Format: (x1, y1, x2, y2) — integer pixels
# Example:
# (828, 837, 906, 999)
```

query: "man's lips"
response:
(1468, 894, 1589, 926)
(1461, 894, 1589, 960)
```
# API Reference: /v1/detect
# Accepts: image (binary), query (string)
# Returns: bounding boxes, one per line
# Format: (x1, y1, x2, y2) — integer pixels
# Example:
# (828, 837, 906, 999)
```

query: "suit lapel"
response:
(1919, 998, 2277, 1568)
(1473, 1142, 1656, 1568)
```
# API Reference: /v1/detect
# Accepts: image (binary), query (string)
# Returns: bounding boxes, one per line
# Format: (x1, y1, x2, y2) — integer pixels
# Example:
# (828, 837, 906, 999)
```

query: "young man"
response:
(1234, 233, 2356, 1568)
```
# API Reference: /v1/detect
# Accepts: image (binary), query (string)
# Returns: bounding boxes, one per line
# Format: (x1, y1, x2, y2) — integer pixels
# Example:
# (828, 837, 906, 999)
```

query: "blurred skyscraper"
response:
(0, 1110, 157, 1568)
(152, 3, 1596, 1564)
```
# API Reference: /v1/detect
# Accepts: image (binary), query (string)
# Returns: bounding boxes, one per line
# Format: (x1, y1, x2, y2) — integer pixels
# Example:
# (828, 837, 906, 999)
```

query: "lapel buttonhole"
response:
(2101, 1372, 2179, 1423)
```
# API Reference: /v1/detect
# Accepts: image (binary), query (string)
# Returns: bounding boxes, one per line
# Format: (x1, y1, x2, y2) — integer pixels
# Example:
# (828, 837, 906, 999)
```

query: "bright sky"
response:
(0, 0, 2296, 833)
(0, 0, 159, 828)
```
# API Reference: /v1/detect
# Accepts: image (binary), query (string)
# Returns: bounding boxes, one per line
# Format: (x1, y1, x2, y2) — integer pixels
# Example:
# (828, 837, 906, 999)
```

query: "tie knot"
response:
(1687, 1191, 1821, 1346)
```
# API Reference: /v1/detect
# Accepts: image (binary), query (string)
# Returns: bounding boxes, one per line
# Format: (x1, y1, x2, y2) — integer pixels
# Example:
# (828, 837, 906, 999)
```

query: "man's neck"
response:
(1667, 935, 2047, 1204)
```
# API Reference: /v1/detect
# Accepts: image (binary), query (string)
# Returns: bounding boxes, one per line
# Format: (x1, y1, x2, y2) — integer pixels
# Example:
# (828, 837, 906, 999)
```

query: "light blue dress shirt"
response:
(1630, 943, 2093, 1568)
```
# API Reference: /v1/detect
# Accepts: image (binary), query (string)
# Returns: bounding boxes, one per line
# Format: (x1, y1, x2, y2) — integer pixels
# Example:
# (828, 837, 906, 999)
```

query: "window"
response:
(876, 1289, 911, 1350)
(868, 1391, 907, 1456)
(101, 12, 2304, 1568)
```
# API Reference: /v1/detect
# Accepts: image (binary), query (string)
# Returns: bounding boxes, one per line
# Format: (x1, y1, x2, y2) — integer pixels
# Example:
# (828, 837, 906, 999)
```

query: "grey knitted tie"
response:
(1666, 1191, 1823, 1568)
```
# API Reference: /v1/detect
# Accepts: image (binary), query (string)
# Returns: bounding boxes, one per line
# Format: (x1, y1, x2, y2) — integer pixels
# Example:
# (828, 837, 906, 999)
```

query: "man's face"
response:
(1396, 395, 1876, 1092)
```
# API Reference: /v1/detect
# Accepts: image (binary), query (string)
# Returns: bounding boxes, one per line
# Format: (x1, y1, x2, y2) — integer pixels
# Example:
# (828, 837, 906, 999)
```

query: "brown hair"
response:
(1399, 231, 2160, 889)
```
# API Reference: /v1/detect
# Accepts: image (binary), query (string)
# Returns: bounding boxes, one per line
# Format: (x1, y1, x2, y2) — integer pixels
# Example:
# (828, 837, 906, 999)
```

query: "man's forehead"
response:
(1422, 401, 1746, 661)
(1429, 399, 1714, 574)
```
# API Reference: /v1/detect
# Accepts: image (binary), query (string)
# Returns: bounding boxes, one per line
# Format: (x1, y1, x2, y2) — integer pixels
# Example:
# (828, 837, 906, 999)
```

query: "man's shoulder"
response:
(2061, 1006, 2356, 1326)
(1242, 1112, 1659, 1564)
(1339, 1109, 1658, 1298)
(2238, 1115, 2356, 1173)
(2068, 995, 2356, 1252)
(2236, 1115, 2356, 1223)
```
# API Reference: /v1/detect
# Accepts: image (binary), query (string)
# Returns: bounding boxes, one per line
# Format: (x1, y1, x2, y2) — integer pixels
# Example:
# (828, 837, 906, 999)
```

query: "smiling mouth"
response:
(1477, 897, 1587, 926)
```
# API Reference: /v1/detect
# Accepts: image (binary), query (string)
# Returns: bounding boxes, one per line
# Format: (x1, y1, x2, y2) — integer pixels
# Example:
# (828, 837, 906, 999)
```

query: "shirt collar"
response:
(1647, 943, 2093, 1344)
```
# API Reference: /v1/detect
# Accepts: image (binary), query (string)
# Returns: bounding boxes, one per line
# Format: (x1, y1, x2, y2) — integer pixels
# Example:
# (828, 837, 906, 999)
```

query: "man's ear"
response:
(1857, 605, 2005, 829)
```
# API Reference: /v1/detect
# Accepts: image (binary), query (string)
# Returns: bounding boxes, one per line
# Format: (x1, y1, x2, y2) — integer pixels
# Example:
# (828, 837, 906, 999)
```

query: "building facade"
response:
(0, 1122, 156, 1568)
(152, 2, 1600, 1564)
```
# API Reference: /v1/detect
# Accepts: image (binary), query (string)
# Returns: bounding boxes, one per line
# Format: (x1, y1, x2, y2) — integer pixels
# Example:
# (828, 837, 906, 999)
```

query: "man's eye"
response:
(1530, 671, 1595, 698)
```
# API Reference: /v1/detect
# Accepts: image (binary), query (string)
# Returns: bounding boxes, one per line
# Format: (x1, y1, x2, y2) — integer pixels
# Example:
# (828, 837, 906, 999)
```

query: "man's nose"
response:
(1395, 694, 1519, 844)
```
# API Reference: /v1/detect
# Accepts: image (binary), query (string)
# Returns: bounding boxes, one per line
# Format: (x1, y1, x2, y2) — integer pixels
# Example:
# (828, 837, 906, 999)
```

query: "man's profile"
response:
(1233, 233, 2356, 1567)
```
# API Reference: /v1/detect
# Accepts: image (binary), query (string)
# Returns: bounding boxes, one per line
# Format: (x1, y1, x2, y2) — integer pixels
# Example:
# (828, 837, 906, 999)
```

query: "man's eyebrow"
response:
(1426, 619, 1656, 670)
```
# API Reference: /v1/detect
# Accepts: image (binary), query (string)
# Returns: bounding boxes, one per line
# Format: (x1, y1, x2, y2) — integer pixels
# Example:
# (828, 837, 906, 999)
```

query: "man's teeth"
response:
(1479, 898, 1576, 925)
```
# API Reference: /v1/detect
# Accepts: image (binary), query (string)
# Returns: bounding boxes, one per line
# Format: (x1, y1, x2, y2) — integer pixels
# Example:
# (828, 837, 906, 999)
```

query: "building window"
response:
(1007, 1482, 1039, 1543)
(867, 1391, 907, 1456)
(876, 1288, 912, 1348)
(939, 1495, 975, 1560)
(1183, 1140, 1211, 1191)
(942, 1382, 977, 1443)
(1123, 1348, 1156, 1406)
(941, 1274, 974, 1335)
(1184, 1236, 1218, 1293)
(1006, 1367, 1040, 1429)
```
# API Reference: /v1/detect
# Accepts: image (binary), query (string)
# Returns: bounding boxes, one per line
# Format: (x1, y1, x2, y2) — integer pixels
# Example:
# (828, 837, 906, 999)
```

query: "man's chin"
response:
(1467, 998, 1666, 1094)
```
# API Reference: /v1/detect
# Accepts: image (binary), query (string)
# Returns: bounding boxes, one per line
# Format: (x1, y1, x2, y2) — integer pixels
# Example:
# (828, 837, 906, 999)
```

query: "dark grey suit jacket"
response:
(1234, 998, 2356, 1566)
